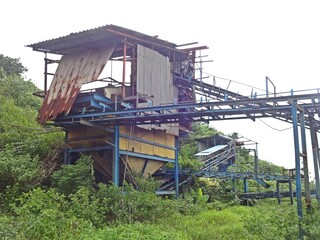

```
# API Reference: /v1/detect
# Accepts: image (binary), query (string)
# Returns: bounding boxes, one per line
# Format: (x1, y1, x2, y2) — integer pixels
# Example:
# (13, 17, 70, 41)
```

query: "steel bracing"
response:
(58, 76, 320, 221)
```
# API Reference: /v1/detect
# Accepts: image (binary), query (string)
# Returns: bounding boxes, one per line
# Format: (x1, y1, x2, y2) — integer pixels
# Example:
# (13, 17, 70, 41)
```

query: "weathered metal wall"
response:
(65, 125, 173, 178)
(120, 126, 175, 177)
(137, 45, 179, 135)
(38, 45, 115, 123)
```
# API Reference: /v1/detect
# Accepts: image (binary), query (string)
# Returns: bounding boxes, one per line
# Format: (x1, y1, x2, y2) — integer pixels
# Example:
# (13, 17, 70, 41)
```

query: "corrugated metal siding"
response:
(137, 44, 179, 135)
(38, 45, 115, 123)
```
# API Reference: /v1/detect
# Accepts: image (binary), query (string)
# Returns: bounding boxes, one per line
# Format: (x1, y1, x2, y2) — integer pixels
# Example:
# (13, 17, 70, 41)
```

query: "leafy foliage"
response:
(0, 147, 42, 209)
(0, 74, 41, 109)
(228, 147, 285, 175)
(0, 53, 64, 205)
(51, 155, 95, 196)
(1, 52, 319, 239)
(0, 54, 27, 76)
(178, 123, 219, 170)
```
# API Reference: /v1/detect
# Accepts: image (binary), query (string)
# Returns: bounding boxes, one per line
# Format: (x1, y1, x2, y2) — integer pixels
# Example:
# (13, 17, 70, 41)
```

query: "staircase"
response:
(196, 141, 236, 172)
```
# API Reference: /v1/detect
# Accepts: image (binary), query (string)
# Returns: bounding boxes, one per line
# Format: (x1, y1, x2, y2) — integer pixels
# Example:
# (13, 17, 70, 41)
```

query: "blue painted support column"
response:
(174, 136, 179, 198)
(289, 181, 294, 205)
(63, 131, 70, 164)
(243, 178, 248, 193)
(232, 178, 236, 192)
(309, 117, 320, 204)
(291, 101, 303, 239)
(64, 148, 70, 164)
(113, 126, 120, 187)
(299, 112, 311, 210)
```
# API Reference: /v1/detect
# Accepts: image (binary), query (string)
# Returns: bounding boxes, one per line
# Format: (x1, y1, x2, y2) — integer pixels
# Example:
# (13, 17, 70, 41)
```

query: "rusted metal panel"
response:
(38, 45, 115, 123)
(136, 44, 179, 135)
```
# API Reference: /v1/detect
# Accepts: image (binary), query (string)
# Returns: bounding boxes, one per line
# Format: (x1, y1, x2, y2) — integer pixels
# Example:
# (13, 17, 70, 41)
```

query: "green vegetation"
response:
(0, 53, 319, 239)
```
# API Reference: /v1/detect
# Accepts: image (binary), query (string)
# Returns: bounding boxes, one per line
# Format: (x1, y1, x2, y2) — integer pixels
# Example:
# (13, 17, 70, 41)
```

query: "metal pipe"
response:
(299, 111, 311, 210)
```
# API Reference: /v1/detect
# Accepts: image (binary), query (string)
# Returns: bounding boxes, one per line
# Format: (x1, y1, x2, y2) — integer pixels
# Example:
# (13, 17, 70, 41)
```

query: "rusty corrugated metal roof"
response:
(37, 45, 115, 123)
(26, 24, 178, 56)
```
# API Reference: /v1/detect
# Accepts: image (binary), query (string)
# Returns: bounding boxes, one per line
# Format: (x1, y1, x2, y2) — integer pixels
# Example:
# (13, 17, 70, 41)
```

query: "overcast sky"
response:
(1, 0, 320, 176)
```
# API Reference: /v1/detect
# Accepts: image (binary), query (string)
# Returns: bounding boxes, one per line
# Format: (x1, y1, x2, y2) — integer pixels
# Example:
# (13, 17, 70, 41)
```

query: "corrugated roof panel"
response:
(26, 24, 177, 56)
(195, 145, 228, 156)
(37, 45, 115, 123)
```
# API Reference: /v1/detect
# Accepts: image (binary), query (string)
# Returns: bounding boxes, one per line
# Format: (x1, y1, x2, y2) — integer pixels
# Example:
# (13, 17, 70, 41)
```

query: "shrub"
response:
(51, 155, 95, 195)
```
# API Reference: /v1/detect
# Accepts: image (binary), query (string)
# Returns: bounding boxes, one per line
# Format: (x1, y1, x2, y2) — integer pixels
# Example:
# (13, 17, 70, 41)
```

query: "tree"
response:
(0, 54, 27, 77)
(178, 123, 219, 170)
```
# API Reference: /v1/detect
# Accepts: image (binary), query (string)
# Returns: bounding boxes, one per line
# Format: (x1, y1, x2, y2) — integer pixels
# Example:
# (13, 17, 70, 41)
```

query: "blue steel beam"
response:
(292, 101, 302, 218)
(299, 112, 311, 208)
(309, 117, 320, 204)
(113, 126, 120, 187)
(64, 148, 70, 164)
(119, 150, 175, 163)
(55, 102, 320, 131)
(244, 179, 248, 193)
(67, 146, 113, 153)
(56, 92, 320, 121)
(157, 169, 295, 181)
(291, 100, 303, 239)
(120, 133, 176, 150)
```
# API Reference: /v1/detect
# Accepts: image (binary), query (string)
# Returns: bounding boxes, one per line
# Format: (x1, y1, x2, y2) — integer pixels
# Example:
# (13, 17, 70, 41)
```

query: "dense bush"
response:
(51, 155, 95, 196)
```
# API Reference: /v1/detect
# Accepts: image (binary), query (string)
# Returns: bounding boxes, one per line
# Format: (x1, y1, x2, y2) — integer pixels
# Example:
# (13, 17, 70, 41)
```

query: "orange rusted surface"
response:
(37, 45, 115, 123)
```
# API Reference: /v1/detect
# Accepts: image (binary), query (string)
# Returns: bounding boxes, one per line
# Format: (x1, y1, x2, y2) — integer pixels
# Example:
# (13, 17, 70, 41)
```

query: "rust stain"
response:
(38, 45, 115, 123)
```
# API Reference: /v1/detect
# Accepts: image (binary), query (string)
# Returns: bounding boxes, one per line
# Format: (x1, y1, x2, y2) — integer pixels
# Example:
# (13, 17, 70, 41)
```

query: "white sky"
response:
(1, 0, 320, 177)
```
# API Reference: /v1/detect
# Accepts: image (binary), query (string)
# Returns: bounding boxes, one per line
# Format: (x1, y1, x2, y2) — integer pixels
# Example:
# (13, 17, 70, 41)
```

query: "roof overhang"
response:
(26, 24, 207, 60)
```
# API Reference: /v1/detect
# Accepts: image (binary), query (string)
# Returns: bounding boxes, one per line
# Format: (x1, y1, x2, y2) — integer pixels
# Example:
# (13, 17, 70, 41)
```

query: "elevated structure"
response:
(195, 134, 237, 172)
(27, 24, 207, 195)
(28, 25, 320, 220)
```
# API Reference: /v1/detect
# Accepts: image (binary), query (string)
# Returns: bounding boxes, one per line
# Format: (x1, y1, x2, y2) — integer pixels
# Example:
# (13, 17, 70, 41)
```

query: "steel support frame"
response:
(174, 136, 179, 198)
(68, 146, 113, 153)
(276, 180, 293, 205)
(291, 101, 303, 239)
(309, 117, 320, 204)
(244, 178, 248, 193)
(299, 111, 311, 210)
(119, 150, 175, 163)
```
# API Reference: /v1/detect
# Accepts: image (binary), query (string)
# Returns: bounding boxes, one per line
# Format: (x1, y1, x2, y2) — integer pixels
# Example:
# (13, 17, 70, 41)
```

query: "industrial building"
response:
(28, 25, 320, 220)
